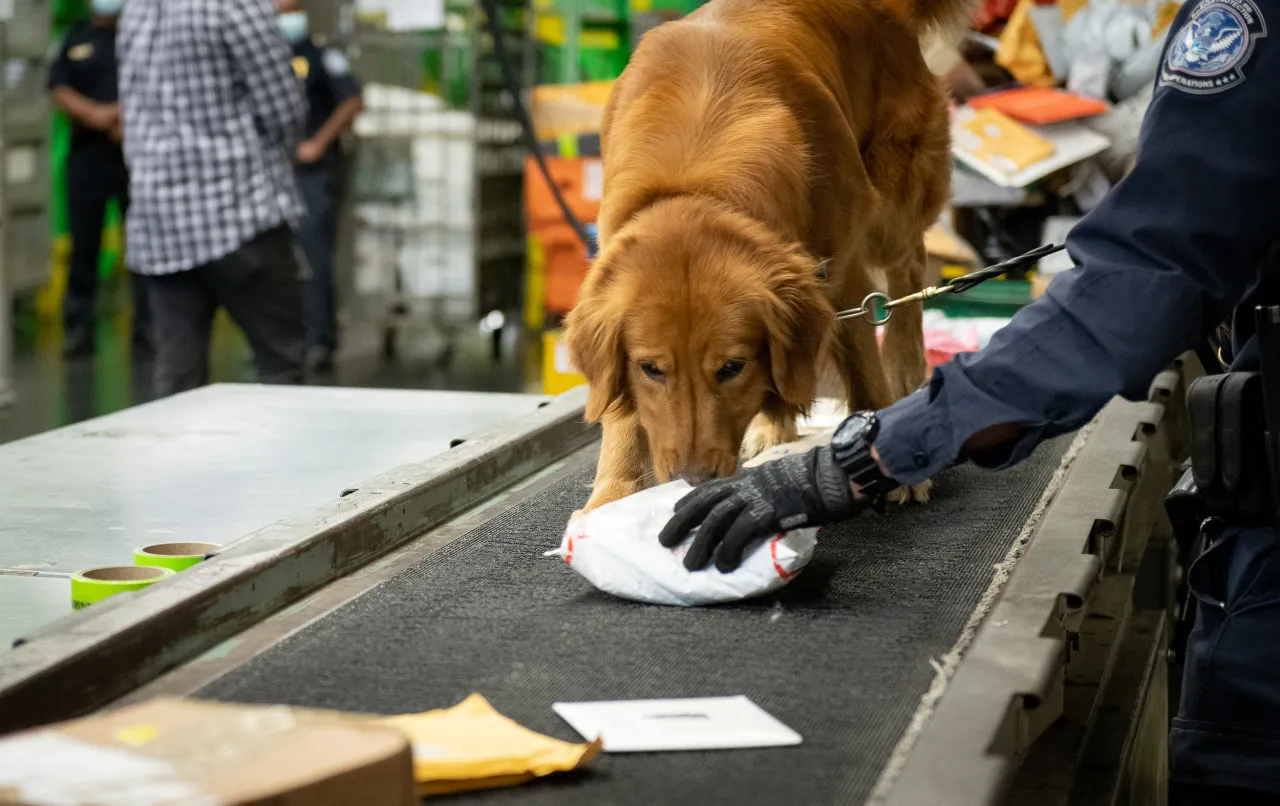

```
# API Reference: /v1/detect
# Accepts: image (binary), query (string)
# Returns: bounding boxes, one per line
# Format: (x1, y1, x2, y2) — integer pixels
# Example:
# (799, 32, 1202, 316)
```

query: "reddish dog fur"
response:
(565, 0, 965, 513)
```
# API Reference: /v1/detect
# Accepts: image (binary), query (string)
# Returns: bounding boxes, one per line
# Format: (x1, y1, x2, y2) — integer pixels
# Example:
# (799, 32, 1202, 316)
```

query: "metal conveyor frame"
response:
(0, 360, 1193, 806)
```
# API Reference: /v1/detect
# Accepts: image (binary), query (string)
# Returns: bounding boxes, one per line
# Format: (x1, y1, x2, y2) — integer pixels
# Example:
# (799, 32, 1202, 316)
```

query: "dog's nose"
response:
(677, 470, 716, 486)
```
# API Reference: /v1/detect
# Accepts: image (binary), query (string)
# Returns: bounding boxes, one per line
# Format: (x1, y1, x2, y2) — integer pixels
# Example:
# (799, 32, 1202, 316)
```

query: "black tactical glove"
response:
(658, 446, 865, 573)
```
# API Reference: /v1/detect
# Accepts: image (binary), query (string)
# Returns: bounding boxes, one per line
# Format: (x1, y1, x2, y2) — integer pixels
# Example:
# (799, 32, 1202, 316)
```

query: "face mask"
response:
(278, 12, 309, 45)
(91, 0, 123, 16)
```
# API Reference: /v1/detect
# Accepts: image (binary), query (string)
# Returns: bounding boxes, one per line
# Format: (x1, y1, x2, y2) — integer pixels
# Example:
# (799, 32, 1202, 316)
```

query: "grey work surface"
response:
(0, 384, 546, 649)
(200, 434, 1072, 805)
(0, 576, 66, 653)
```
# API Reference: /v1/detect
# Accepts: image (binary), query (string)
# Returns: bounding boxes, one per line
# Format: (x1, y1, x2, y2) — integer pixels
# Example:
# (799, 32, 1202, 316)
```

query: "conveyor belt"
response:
(198, 435, 1073, 805)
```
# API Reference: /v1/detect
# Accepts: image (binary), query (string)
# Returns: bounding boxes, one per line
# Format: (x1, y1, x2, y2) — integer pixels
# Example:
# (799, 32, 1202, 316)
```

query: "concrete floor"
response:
(1, 295, 540, 446)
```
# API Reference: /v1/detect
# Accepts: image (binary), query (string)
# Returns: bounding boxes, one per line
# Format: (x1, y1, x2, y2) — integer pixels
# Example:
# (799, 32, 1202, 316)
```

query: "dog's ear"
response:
(763, 261, 834, 411)
(564, 255, 630, 422)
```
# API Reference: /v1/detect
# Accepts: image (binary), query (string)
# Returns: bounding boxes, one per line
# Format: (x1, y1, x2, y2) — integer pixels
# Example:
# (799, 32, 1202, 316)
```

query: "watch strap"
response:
(831, 414, 897, 499)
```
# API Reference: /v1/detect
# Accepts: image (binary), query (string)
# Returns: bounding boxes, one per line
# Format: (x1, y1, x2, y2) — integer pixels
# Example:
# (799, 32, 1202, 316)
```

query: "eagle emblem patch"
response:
(1161, 0, 1267, 94)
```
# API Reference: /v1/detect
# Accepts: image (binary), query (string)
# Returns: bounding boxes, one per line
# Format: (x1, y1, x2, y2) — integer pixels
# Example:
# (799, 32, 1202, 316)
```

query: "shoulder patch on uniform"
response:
(68, 43, 95, 61)
(1160, 0, 1267, 94)
(323, 49, 351, 77)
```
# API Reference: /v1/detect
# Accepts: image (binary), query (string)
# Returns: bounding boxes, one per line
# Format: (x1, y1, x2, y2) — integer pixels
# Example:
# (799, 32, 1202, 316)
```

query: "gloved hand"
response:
(658, 446, 865, 572)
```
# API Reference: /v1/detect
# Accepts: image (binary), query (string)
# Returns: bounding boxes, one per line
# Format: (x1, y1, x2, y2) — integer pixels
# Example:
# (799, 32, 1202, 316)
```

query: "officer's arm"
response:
(872, 0, 1280, 487)
(224, 0, 306, 149)
(47, 35, 114, 131)
(50, 87, 114, 131)
(304, 51, 364, 152)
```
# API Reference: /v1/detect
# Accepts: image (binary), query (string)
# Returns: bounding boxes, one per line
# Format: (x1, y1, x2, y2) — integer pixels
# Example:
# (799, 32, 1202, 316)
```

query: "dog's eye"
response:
(716, 360, 746, 382)
(639, 362, 666, 381)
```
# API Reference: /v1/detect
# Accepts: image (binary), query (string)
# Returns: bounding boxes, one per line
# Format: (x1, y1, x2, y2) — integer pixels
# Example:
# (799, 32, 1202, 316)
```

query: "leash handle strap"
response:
(833, 243, 1067, 324)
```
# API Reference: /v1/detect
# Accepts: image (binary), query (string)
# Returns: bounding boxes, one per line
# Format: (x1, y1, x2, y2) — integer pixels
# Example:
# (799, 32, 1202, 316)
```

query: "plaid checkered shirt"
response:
(119, 0, 306, 275)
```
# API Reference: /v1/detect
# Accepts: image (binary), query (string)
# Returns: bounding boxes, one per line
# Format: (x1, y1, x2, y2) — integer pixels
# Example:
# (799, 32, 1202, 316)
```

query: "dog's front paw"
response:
(581, 476, 650, 514)
(886, 486, 910, 506)
(908, 480, 932, 503)
(740, 414, 799, 461)
(884, 480, 932, 506)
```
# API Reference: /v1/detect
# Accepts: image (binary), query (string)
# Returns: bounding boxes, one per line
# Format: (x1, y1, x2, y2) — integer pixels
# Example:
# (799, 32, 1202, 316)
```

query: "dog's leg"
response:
(740, 403, 799, 462)
(831, 262, 930, 506)
(572, 412, 652, 521)
(831, 276, 895, 416)
(879, 243, 933, 504)
(882, 243, 930, 400)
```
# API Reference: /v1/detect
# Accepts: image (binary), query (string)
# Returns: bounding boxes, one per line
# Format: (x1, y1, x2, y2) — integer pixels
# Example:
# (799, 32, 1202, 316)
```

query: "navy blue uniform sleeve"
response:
(876, 0, 1280, 486)
(320, 48, 362, 105)
(46, 31, 75, 90)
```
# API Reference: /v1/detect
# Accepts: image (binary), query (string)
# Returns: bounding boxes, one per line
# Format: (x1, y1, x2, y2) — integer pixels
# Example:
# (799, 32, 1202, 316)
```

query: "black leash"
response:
(835, 243, 1068, 325)
(479, 0, 598, 252)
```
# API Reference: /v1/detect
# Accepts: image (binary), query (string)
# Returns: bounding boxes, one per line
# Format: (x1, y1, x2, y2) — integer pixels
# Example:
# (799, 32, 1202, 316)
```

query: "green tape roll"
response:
(134, 542, 220, 572)
(71, 566, 176, 610)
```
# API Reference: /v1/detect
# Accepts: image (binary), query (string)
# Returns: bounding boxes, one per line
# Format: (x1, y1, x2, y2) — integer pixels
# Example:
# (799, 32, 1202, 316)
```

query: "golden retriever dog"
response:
(564, 0, 966, 514)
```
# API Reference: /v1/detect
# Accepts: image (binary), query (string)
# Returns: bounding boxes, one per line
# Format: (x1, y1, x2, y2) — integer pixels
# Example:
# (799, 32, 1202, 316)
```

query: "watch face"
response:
(835, 412, 874, 445)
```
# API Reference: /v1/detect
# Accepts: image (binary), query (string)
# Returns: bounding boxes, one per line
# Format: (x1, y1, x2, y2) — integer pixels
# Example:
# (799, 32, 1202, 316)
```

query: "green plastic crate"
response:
(633, 0, 706, 12)
(539, 40, 629, 83)
(421, 37, 473, 109)
(539, 0, 629, 22)
(926, 279, 1032, 319)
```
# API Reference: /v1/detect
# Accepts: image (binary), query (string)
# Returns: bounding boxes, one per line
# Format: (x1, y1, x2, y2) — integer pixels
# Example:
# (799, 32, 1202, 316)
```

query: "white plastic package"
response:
(549, 482, 818, 607)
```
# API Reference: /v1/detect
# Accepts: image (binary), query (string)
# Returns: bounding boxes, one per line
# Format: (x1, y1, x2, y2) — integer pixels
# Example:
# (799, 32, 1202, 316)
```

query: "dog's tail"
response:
(877, 0, 978, 34)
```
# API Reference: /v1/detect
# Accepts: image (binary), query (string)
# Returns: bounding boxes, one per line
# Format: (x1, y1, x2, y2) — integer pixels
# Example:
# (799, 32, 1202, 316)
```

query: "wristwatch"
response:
(829, 411, 898, 500)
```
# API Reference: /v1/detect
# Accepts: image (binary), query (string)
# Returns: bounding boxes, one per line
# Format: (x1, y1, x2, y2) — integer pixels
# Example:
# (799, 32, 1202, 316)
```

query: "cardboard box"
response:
(0, 698, 416, 806)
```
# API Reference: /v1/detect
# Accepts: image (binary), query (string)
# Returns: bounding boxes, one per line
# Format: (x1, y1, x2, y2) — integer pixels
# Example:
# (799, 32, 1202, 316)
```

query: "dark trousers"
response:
(65, 146, 150, 340)
(295, 165, 338, 351)
(1171, 524, 1280, 799)
(148, 225, 306, 398)
(1171, 781, 1280, 805)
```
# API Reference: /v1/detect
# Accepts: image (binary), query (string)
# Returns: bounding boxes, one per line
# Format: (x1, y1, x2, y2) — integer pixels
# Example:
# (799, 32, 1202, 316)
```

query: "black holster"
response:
(1166, 459, 1208, 560)
(1184, 371, 1273, 526)
(1165, 370, 1274, 665)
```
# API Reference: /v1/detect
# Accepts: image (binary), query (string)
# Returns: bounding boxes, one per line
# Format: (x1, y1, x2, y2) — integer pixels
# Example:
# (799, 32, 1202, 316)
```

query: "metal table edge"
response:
(880, 366, 1187, 806)
(0, 387, 596, 734)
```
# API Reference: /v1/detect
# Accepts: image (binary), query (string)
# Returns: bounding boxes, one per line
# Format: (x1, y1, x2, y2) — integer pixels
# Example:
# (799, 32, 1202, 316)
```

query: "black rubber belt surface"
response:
(200, 436, 1071, 805)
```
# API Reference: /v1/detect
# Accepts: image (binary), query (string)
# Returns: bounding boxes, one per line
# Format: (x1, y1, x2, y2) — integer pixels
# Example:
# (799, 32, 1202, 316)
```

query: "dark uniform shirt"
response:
(47, 21, 120, 153)
(875, 0, 1280, 486)
(290, 38, 362, 166)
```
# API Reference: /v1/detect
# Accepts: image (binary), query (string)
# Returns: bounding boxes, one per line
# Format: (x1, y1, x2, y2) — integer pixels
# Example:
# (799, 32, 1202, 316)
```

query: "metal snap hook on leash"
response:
(832, 243, 1067, 325)
(836, 292, 893, 325)
(835, 287, 952, 325)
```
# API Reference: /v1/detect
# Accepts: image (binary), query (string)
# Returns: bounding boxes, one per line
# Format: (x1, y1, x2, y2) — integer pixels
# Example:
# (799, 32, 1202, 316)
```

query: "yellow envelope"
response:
(955, 108, 1056, 175)
(379, 694, 601, 797)
(995, 0, 1056, 87)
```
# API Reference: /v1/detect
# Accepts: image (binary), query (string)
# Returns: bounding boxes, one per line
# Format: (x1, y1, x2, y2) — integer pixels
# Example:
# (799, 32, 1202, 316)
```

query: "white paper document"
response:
(552, 696, 802, 753)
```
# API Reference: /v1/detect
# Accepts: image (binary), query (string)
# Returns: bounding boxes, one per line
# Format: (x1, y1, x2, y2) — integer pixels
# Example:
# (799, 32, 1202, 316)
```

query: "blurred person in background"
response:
(119, 0, 309, 397)
(48, 0, 151, 358)
(277, 0, 364, 373)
